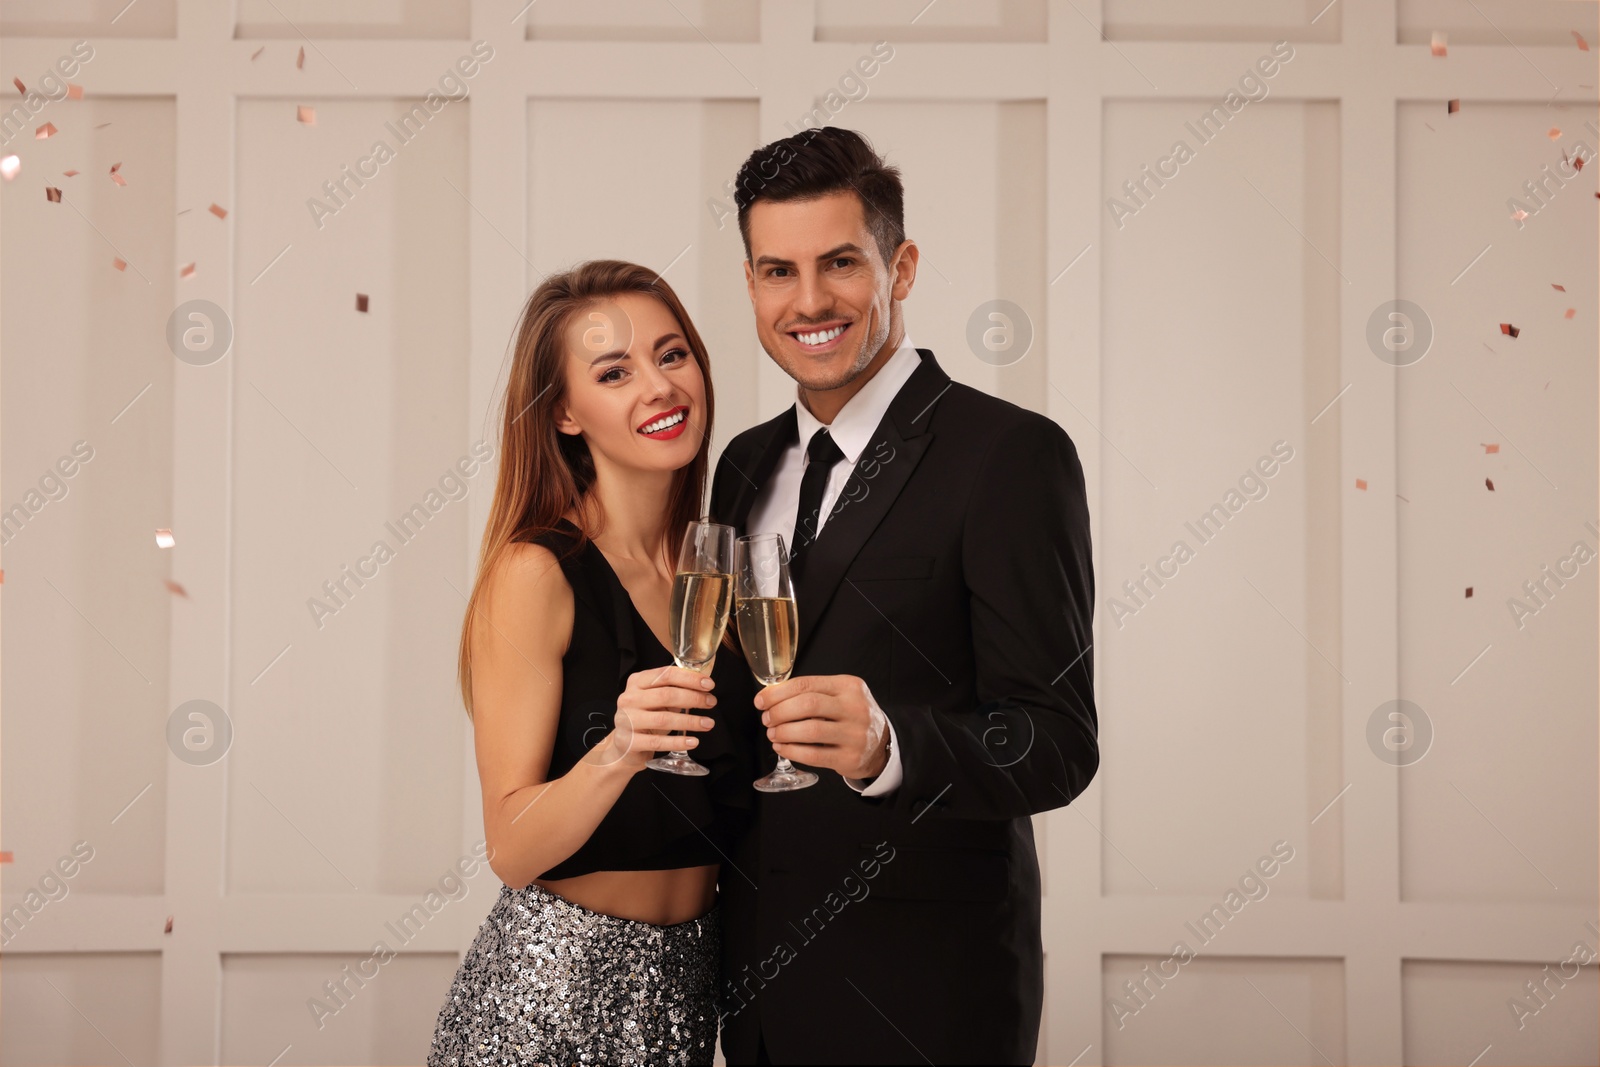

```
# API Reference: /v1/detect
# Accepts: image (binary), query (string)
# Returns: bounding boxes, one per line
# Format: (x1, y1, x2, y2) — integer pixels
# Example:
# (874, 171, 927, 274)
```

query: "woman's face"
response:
(555, 291, 707, 475)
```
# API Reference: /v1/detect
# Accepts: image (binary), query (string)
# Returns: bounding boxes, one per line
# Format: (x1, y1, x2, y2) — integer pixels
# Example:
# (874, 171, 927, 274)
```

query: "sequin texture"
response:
(427, 882, 719, 1066)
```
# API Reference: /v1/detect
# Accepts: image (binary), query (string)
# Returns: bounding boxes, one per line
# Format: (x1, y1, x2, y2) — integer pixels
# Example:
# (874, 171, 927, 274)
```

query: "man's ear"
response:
(744, 257, 756, 305)
(889, 240, 918, 303)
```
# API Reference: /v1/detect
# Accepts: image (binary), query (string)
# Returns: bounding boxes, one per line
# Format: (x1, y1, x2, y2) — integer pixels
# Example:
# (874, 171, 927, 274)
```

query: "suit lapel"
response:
(723, 406, 797, 534)
(793, 349, 950, 651)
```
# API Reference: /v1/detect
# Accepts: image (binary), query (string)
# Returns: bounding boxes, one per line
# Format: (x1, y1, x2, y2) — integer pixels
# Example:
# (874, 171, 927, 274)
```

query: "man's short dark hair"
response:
(733, 126, 905, 267)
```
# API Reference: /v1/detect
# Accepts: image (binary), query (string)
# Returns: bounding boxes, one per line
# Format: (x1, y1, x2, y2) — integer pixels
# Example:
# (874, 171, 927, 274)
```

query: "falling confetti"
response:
(164, 579, 188, 598)
(180, 262, 196, 280)
(1548, 127, 1562, 140)
(1552, 283, 1566, 291)
(164, 915, 174, 934)
(35, 122, 57, 139)
(356, 293, 369, 312)
(1511, 207, 1529, 222)
(1447, 99, 1460, 114)
(1574, 30, 1590, 51)
(110, 160, 126, 187)
(0, 851, 11, 864)
(155, 528, 175, 548)
(67, 83, 83, 100)
(0, 155, 18, 180)
(1355, 478, 1368, 491)
(297, 46, 305, 70)
(1499, 322, 1519, 338)
(1465, 587, 1473, 598)
(251, 45, 265, 61)
(1431, 31, 1447, 57)
(1483, 443, 1500, 454)
(1564, 308, 1575, 319)
(1485, 478, 1495, 491)
(209, 202, 228, 219)
(297, 105, 315, 125)
(112, 256, 127, 271)
(63, 168, 78, 177)
(1397, 493, 1411, 504)
(45, 186, 61, 202)
(12, 77, 25, 94)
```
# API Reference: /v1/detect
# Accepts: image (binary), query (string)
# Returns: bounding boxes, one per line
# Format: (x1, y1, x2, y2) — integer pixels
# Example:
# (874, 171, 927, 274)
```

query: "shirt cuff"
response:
(844, 717, 902, 797)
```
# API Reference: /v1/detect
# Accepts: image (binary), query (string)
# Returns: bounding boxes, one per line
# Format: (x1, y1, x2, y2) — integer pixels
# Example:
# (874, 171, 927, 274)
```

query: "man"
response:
(710, 126, 1098, 1065)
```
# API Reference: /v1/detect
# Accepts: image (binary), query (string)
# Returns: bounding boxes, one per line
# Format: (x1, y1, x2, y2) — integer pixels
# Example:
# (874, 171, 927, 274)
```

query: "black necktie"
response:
(790, 427, 845, 581)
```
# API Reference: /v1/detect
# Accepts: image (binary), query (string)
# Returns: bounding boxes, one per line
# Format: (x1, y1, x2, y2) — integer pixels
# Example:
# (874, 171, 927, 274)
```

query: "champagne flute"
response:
(647, 519, 735, 776)
(733, 533, 818, 792)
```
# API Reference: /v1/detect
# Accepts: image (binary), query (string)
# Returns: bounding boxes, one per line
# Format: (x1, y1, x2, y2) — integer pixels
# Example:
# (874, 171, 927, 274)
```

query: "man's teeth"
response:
(639, 410, 686, 434)
(795, 325, 846, 346)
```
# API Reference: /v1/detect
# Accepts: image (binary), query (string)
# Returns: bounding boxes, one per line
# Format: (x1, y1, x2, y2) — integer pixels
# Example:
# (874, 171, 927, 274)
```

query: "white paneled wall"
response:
(1, 2, 1596, 1065)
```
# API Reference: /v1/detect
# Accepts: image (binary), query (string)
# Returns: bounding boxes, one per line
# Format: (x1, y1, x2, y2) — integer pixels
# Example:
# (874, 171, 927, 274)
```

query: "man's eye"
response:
(832, 257, 853, 268)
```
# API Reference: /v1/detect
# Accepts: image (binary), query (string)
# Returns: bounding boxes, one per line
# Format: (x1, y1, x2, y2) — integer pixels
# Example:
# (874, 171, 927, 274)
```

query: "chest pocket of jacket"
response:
(845, 554, 935, 582)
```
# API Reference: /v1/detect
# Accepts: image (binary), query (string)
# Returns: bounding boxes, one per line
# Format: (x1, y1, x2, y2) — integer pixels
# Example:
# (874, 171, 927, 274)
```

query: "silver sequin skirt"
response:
(426, 881, 720, 1067)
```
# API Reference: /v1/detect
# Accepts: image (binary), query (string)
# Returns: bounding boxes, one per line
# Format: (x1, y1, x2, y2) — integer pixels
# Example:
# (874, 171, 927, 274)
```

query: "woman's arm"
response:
(470, 541, 720, 889)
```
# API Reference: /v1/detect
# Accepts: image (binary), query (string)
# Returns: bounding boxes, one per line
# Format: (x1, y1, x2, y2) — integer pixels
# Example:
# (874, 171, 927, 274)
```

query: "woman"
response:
(427, 260, 756, 1066)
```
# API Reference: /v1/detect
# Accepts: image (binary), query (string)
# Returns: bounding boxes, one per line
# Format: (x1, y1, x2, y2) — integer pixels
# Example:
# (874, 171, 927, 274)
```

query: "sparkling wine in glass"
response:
(647, 520, 735, 776)
(734, 533, 818, 792)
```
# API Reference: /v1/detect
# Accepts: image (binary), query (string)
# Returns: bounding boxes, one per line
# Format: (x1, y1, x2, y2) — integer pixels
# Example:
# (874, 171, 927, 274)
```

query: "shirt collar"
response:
(793, 335, 921, 465)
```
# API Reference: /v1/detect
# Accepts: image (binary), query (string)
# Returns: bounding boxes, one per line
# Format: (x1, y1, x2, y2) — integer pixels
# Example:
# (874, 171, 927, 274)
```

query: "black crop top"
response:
(514, 518, 757, 881)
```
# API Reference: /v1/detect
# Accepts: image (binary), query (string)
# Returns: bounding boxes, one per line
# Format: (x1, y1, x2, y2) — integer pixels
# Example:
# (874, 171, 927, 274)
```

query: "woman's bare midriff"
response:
(533, 864, 718, 925)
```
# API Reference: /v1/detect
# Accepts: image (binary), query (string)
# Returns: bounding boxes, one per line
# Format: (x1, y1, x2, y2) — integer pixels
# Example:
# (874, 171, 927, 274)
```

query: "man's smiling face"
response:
(743, 190, 914, 397)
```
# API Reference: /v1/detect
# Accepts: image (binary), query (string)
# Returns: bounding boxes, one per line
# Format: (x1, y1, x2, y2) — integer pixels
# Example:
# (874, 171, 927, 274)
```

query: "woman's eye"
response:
(598, 368, 624, 383)
(662, 348, 689, 365)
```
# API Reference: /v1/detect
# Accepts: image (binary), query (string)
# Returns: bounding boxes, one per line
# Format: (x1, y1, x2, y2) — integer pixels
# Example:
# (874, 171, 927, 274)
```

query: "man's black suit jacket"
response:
(708, 348, 1099, 1065)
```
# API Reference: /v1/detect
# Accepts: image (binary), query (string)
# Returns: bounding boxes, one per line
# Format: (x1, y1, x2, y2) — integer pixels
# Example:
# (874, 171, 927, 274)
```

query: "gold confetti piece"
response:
(164, 579, 188, 597)
(112, 256, 127, 271)
(251, 45, 265, 61)
(163, 915, 174, 933)
(1484, 443, 1500, 454)
(46, 186, 61, 202)
(297, 104, 315, 125)
(1355, 478, 1367, 491)
(297, 46, 305, 70)
(1548, 127, 1562, 140)
(1447, 99, 1460, 114)
(1499, 322, 1519, 338)
(1465, 587, 1473, 598)
(155, 528, 175, 548)
(1485, 478, 1494, 491)
(179, 262, 196, 280)
(66, 83, 83, 100)
(0, 154, 18, 180)
(1564, 308, 1575, 319)
(1552, 283, 1566, 291)
(209, 202, 227, 219)
(12, 77, 25, 94)
(1574, 30, 1590, 51)
(1431, 30, 1447, 57)
(63, 168, 78, 177)
(36, 122, 57, 139)
(356, 293, 369, 312)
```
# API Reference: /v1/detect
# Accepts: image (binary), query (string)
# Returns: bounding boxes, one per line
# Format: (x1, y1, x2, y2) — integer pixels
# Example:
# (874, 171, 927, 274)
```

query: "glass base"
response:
(647, 753, 710, 776)
(754, 766, 818, 792)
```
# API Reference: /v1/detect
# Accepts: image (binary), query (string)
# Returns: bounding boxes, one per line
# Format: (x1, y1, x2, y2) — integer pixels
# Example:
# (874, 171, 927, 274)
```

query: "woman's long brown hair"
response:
(457, 259, 717, 718)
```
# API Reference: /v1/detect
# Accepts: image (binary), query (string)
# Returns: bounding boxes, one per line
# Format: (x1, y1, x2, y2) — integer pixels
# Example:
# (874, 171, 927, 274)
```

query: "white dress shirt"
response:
(744, 336, 922, 796)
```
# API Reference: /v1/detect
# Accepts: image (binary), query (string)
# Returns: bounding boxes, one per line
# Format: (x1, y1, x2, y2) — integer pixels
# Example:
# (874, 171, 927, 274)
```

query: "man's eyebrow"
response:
(753, 243, 867, 270)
